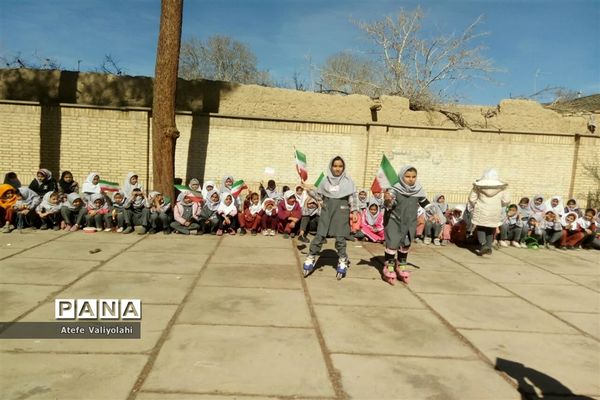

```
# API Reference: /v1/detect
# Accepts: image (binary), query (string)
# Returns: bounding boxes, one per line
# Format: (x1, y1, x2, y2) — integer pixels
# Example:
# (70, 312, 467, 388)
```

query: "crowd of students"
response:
(1, 161, 598, 283)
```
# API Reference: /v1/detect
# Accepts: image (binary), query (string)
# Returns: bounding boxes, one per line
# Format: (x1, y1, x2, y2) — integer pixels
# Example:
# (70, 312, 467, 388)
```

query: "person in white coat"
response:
(468, 169, 510, 256)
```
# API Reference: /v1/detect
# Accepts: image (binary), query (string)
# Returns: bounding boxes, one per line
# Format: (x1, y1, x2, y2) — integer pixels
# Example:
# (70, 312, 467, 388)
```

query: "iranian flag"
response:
(231, 179, 247, 198)
(314, 172, 325, 189)
(99, 180, 120, 192)
(294, 149, 308, 182)
(174, 184, 189, 192)
(371, 155, 399, 193)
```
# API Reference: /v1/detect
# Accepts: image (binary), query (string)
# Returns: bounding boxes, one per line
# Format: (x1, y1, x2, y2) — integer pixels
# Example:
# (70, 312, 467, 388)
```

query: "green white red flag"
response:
(295, 149, 308, 182)
(231, 179, 247, 198)
(99, 180, 120, 192)
(371, 155, 398, 193)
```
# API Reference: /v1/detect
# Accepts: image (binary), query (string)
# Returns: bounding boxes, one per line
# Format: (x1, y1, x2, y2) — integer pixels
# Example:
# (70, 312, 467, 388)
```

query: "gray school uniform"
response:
(385, 194, 430, 249)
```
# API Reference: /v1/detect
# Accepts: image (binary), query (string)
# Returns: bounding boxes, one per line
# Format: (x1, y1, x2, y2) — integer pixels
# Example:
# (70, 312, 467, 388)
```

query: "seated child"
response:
(560, 211, 582, 250)
(499, 204, 524, 248)
(547, 196, 564, 217)
(277, 190, 301, 239)
(448, 205, 468, 244)
(259, 198, 278, 236)
(170, 191, 201, 235)
(29, 168, 56, 196)
(238, 191, 262, 235)
(350, 188, 369, 236)
(529, 195, 547, 221)
(82, 172, 102, 203)
(0, 184, 17, 233)
(216, 193, 238, 236)
(197, 190, 220, 235)
(125, 188, 150, 234)
(423, 200, 446, 246)
(108, 191, 131, 233)
(298, 197, 320, 243)
(60, 193, 86, 231)
(539, 210, 562, 248)
(259, 180, 281, 202)
(371, 190, 384, 208)
(36, 191, 62, 230)
(578, 208, 598, 249)
(148, 191, 172, 234)
(12, 187, 41, 230)
(564, 199, 582, 217)
(57, 171, 80, 200)
(86, 194, 110, 231)
(356, 200, 384, 243)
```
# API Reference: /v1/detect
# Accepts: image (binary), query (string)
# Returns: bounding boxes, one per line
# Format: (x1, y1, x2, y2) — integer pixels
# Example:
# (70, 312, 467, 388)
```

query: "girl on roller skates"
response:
(382, 165, 432, 285)
(303, 156, 359, 280)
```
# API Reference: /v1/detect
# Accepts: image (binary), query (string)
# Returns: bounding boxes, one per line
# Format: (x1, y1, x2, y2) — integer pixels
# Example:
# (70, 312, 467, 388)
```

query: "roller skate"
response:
(336, 258, 348, 280)
(303, 255, 316, 278)
(395, 261, 411, 284)
(382, 261, 397, 285)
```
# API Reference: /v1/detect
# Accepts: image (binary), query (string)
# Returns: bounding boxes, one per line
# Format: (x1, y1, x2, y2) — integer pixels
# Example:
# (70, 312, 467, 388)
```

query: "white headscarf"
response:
(434, 194, 448, 214)
(283, 190, 298, 211)
(66, 193, 83, 211)
(546, 196, 564, 217)
(302, 196, 320, 217)
(364, 199, 382, 226)
(201, 180, 216, 199)
(529, 195, 547, 215)
(220, 175, 234, 194)
(39, 191, 61, 213)
(392, 165, 427, 197)
(561, 211, 579, 229)
(357, 189, 369, 209)
(217, 193, 236, 215)
(205, 189, 221, 211)
(473, 168, 507, 189)
(82, 172, 101, 194)
(88, 193, 108, 211)
(248, 195, 262, 216)
(317, 156, 356, 199)
(123, 172, 142, 198)
(294, 185, 307, 205)
(262, 198, 277, 216)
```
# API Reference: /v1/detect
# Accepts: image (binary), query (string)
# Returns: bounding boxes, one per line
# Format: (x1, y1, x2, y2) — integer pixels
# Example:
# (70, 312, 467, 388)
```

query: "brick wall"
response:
(1, 97, 598, 207)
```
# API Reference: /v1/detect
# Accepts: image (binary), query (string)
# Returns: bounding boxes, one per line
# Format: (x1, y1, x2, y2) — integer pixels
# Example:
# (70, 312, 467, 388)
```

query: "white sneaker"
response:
(96, 228, 102, 232)
(511, 241, 521, 248)
(262, 230, 269, 236)
(269, 229, 275, 236)
(499, 240, 509, 247)
(116, 227, 124, 233)
(104, 228, 112, 232)
(424, 237, 432, 245)
(433, 238, 441, 246)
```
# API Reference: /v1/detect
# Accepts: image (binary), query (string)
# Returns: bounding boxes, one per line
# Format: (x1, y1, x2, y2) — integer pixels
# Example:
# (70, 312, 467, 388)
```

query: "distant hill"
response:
(545, 94, 600, 113)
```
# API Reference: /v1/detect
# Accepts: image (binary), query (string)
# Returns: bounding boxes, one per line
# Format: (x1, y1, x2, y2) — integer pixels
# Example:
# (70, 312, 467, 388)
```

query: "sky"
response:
(1, 0, 599, 105)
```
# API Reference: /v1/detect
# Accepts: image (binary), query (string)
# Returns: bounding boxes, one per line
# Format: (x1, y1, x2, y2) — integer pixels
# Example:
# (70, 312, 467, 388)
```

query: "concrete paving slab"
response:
(220, 234, 293, 249)
(461, 262, 578, 285)
(560, 274, 600, 292)
(54, 231, 144, 244)
(0, 247, 25, 260)
(0, 257, 99, 285)
(501, 283, 600, 313)
(554, 312, 600, 339)
(177, 286, 311, 328)
(408, 270, 513, 296)
(17, 240, 132, 261)
(460, 330, 600, 396)
(0, 303, 177, 353)
(0, 353, 147, 400)
(331, 354, 519, 400)
(0, 283, 61, 321)
(137, 393, 278, 400)
(197, 263, 302, 289)
(211, 246, 296, 265)
(514, 253, 599, 276)
(141, 324, 335, 397)
(129, 235, 219, 254)
(306, 275, 424, 309)
(403, 254, 472, 274)
(60, 271, 195, 304)
(315, 305, 473, 357)
(100, 251, 209, 275)
(0, 230, 64, 249)
(438, 246, 519, 265)
(420, 294, 578, 333)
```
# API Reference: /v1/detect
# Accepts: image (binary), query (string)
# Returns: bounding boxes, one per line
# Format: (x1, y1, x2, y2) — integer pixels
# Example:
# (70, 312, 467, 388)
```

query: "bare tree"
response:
(99, 54, 125, 75)
(179, 35, 271, 85)
(326, 7, 497, 109)
(152, 0, 183, 201)
(320, 52, 381, 97)
(0, 51, 61, 70)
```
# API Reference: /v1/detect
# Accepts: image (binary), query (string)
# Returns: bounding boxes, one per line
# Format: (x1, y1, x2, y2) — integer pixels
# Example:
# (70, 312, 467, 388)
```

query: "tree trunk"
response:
(152, 0, 183, 202)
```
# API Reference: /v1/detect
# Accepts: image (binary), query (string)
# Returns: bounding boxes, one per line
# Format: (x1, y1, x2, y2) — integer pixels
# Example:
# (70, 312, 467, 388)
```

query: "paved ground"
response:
(0, 230, 598, 400)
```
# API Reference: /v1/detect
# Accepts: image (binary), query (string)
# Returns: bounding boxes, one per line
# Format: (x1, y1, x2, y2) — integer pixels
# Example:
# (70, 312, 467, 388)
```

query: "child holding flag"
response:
(302, 155, 359, 280)
(382, 163, 432, 285)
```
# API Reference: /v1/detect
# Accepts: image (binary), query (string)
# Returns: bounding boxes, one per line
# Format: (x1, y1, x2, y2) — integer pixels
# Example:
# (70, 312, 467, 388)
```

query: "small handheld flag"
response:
(371, 155, 399, 193)
(231, 179, 248, 198)
(314, 172, 325, 188)
(294, 149, 308, 182)
(99, 180, 120, 192)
